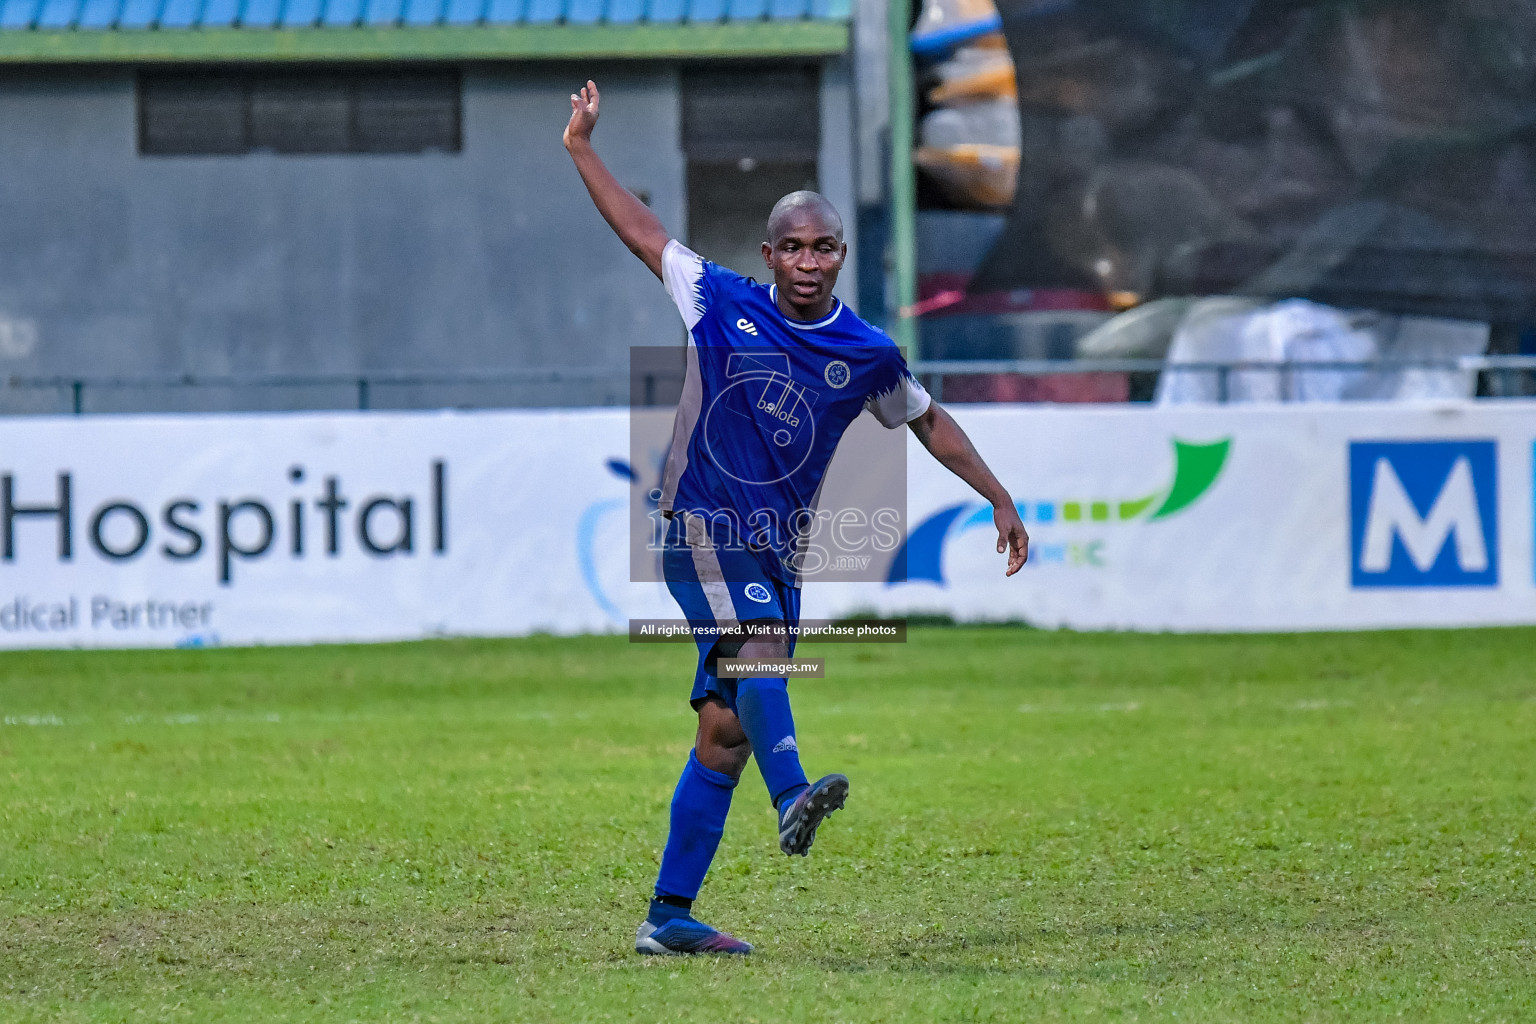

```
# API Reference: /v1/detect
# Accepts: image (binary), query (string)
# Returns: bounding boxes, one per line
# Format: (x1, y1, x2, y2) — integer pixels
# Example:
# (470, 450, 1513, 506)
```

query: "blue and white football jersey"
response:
(658, 240, 931, 585)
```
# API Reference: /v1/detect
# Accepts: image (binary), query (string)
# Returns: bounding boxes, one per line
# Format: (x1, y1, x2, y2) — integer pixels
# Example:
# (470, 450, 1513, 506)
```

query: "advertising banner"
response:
(0, 401, 1533, 648)
(816, 402, 1536, 632)
(0, 410, 643, 648)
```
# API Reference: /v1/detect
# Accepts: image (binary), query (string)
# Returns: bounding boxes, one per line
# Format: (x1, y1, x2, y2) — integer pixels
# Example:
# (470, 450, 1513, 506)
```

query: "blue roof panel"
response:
(402, 0, 439, 25)
(442, 0, 481, 22)
(246, 0, 283, 26)
(522, 0, 560, 22)
(199, 0, 239, 25)
(159, 0, 199, 27)
(605, 0, 642, 22)
(115, 0, 156, 28)
(481, 0, 521, 23)
(35, 0, 78, 28)
(686, 0, 725, 22)
(321, 0, 363, 26)
(0, 0, 40, 29)
(280, 0, 323, 26)
(0, 0, 847, 30)
(34, 0, 72, 26)
(364, 0, 403, 26)
(76, 0, 116, 26)
(563, 0, 599, 24)
(642, 0, 682, 19)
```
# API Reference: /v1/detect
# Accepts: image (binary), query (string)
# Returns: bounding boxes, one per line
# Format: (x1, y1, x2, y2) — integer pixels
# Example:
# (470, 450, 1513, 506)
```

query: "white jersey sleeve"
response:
(865, 370, 932, 428)
(661, 239, 708, 331)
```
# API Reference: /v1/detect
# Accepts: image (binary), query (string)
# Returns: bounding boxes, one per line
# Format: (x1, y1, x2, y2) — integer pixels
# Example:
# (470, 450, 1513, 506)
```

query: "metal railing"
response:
(0, 367, 622, 414)
(912, 355, 1536, 403)
(2, 356, 1534, 414)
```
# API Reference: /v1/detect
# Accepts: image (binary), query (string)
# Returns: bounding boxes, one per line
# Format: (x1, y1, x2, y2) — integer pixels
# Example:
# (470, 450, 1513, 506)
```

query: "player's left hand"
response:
(994, 503, 1029, 576)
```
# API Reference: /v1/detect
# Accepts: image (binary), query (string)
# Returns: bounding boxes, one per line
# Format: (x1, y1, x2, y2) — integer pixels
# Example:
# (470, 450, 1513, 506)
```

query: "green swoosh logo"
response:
(1148, 438, 1232, 520)
(1058, 437, 1232, 524)
(896, 436, 1234, 586)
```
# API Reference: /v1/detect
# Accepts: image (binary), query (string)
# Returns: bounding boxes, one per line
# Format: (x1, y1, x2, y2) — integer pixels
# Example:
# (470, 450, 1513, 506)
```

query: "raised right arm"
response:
(563, 80, 669, 280)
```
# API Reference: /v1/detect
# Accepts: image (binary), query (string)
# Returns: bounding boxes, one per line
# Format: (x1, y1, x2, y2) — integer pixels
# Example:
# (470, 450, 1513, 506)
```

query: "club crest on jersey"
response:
(824, 360, 851, 388)
(743, 583, 774, 604)
(736, 317, 759, 336)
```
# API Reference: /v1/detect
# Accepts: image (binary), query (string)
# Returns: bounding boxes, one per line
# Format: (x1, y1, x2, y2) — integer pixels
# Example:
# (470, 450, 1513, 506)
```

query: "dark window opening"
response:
(682, 65, 821, 280)
(139, 70, 461, 156)
(682, 66, 820, 164)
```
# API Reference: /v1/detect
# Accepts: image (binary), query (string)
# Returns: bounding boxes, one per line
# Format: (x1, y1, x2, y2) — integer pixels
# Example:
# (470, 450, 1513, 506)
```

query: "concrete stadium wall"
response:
(0, 63, 697, 413)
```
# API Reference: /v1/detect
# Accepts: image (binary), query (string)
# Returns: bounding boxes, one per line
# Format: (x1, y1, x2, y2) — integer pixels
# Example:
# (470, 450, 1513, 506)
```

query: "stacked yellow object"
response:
(913, 144, 1020, 209)
(915, 6, 1020, 209)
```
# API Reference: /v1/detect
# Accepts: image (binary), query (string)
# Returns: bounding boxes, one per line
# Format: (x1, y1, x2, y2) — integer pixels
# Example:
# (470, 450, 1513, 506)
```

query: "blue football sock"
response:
(736, 676, 810, 808)
(652, 750, 736, 918)
(647, 894, 693, 925)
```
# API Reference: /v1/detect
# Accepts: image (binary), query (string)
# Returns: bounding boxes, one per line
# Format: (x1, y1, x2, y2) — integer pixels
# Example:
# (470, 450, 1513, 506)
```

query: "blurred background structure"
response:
(908, 0, 1536, 402)
(0, 0, 860, 411)
(2, 0, 1535, 411)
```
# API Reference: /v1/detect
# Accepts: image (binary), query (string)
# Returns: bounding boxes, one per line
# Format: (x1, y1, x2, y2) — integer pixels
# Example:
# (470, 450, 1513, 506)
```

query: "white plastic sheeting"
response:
(1152, 299, 1489, 404)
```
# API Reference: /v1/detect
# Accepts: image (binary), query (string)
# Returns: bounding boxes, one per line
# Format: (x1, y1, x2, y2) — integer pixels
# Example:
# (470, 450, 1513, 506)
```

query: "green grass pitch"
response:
(2, 627, 1533, 1021)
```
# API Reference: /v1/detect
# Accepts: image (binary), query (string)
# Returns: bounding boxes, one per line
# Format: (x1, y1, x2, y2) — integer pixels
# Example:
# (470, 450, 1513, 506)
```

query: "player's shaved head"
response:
(767, 191, 843, 244)
(762, 190, 847, 321)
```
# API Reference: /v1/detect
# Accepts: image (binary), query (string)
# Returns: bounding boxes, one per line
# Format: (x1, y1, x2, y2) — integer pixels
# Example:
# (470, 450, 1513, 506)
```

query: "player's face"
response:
(762, 210, 847, 320)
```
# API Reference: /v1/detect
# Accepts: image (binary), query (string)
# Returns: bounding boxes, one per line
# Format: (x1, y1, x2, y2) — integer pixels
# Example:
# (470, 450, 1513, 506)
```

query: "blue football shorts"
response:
(662, 512, 802, 712)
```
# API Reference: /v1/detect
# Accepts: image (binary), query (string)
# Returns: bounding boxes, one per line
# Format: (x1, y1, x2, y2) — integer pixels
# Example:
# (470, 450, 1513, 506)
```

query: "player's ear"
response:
(761, 241, 773, 267)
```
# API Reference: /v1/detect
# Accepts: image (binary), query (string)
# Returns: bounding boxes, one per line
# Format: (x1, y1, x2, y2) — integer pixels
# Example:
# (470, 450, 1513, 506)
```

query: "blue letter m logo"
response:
(1349, 441, 1498, 588)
